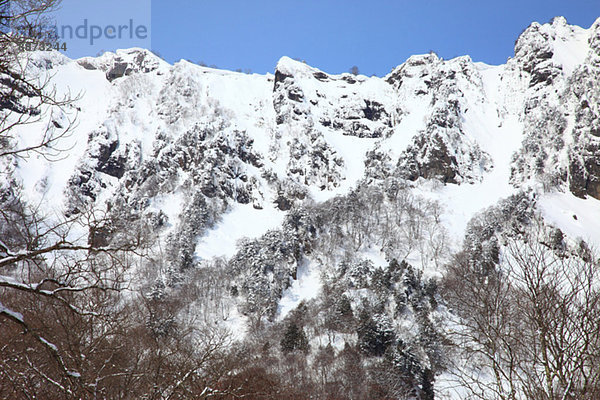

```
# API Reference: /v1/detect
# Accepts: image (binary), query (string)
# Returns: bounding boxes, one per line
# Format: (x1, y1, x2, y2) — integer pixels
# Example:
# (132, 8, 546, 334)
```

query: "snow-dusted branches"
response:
(443, 215, 600, 400)
(0, 0, 81, 161)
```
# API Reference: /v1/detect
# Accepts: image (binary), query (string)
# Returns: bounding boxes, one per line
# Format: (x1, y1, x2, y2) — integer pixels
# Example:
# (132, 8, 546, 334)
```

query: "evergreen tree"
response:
(280, 322, 309, 353)
(357, 309, 394, 357)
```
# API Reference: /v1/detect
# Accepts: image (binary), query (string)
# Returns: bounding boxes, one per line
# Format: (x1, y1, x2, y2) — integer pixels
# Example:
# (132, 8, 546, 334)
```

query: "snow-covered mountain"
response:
(13, 17, 600, 254)
(3, 16, 600, 399)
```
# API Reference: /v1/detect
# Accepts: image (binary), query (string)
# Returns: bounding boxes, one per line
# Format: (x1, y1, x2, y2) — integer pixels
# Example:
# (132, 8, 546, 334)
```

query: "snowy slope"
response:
(4, 17, 600, 325)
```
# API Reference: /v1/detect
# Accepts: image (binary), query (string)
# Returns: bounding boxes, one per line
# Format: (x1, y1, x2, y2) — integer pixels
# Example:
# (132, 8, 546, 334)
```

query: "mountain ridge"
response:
(7, 15, 600, 289)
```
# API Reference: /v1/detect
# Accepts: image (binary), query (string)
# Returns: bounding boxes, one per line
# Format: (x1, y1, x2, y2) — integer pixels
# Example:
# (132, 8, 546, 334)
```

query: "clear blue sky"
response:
(50, 1, 600, 76)
(50, 0, 151, 57)
(150, 0, 600, 76)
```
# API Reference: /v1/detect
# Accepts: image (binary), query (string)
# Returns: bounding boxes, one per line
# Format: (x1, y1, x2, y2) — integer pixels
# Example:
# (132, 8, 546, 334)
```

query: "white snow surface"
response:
(277, 258, 322, 319)
(196, 203, 285, 260)
(539, 192, 600, 248)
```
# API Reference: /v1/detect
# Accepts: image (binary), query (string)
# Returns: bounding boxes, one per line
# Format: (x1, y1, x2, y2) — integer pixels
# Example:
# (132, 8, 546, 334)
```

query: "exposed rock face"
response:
(508, 18, 572, 191)
(93, 136, 127, 178)
(507, 17, 600, 199)
(77, 48, 162, 82)
(514, 20, 560, 87)
(568, 65, 600, 199)
(400, 133, 458, 183)
(392, 54, 492, 184)
(566, 20, 600, 199)
(273, 57, 397, 139)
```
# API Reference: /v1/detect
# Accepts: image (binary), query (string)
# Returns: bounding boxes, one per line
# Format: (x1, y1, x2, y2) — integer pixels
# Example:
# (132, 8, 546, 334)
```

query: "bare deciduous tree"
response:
(1, 0, 79, 161)
(0, 1, 149, 396)
(443, 217, 600, 400)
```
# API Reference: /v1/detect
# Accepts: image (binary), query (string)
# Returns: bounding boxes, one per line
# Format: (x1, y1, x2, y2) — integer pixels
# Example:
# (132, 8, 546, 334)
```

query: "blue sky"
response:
(51, 0, 600, 76)
(150, 0, 600, 76)
(49, 0, 151, 57)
